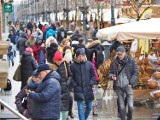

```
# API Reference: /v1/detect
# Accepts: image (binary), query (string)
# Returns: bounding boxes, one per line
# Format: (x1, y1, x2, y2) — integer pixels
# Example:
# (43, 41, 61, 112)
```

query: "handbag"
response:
(13, 65, 21, 81)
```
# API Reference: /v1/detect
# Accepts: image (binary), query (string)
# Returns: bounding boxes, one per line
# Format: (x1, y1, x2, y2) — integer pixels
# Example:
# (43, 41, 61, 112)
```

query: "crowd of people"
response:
(6, 21, 139, 120)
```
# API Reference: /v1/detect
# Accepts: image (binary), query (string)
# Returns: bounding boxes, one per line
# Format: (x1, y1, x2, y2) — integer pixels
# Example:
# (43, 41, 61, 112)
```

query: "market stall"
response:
(96, 18, 160, 105)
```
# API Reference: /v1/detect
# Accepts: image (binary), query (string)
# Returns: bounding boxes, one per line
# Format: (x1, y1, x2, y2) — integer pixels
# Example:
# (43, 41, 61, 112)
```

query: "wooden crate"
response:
(0, 60, 9, 88)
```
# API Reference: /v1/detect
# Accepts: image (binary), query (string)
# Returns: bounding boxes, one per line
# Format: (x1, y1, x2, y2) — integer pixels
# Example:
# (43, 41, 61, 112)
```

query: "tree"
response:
(122, 0, 156, 21)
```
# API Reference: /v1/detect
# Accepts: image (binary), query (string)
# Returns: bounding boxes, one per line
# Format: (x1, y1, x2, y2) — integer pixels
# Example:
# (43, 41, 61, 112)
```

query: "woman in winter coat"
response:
(15, 70, 41, 119)
(17, 32, 28, 56)
(25, 34, 36, 48)
(53, 50, 72, 120)
(21, 47, 37, 89)
(32, 36, 46, 65)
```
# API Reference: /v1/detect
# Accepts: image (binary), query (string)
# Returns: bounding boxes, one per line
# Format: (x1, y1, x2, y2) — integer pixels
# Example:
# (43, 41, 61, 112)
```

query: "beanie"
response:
(25, 47, 33, 54)
(36, 36, 42, 41)
(76, 48, 85, 57)
(53, 50, 63, 62)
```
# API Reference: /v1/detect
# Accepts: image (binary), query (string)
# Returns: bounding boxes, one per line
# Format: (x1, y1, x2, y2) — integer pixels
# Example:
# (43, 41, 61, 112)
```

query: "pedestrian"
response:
(109, 45, 139, 120)
(70, 27, 82, 41)
(21, 47, 37, 89)
(15, 70, 41, 119)
(26, 64, 61, 120)
(71, 48, 96, 120)
(53, 50, 72, 120)
(57, 26, 67, 45)
(32, 36, 46, 65)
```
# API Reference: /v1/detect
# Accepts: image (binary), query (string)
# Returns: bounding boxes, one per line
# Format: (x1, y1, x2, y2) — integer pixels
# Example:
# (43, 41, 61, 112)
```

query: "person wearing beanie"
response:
(25, 34, 36, 48)
(27, 64, 61, 120)
(21, 47, 38, 89)
(32, 35, 46, 64)
(45, 36, 58, 48)
(71, 48, 96, 120)
(53, 50, 72, 120)
(15, 70, 41, 119)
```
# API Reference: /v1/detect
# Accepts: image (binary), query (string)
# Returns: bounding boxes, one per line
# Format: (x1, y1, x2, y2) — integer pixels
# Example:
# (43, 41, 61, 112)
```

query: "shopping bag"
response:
(13, 65, 21, 81)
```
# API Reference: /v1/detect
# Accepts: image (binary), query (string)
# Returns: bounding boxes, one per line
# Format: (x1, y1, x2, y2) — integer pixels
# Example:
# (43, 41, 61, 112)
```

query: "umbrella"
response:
(96, 18, 160, 41)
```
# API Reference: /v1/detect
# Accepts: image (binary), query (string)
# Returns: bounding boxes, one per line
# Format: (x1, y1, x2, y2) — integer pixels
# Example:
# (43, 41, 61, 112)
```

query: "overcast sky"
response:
(13, 0, 21, 5)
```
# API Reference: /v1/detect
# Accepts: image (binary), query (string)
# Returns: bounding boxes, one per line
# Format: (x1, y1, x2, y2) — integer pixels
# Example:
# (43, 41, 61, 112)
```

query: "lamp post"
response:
(111, 0, 115, 26)
(79, 0, 89, 44)
(63, 0, 70, 31)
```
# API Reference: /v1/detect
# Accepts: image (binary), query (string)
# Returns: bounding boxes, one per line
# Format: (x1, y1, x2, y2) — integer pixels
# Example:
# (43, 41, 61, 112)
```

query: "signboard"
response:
(3, 3, 13, 13)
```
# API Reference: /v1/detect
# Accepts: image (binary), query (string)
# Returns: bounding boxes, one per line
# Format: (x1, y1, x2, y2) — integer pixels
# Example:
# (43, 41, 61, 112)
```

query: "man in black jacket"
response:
(71, 48, 96, 120)
(109, 46, 139, 120)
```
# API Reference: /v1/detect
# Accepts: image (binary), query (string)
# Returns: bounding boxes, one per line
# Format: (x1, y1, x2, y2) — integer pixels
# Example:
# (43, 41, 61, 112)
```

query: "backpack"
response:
(3, 79, 12, 91)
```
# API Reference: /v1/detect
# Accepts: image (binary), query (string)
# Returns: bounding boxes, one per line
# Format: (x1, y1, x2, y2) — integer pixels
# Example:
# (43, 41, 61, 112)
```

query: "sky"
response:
(13, 0, 21, 5)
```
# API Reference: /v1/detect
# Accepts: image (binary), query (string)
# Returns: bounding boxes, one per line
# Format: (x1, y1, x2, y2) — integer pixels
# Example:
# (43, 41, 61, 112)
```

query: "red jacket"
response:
(32, 44, 46, 64)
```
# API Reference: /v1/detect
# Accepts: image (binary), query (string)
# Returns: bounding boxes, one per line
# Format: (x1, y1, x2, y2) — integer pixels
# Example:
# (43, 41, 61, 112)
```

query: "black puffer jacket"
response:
(17, 33, 28, 55)
(21, 52, 37, 89)
(71, 59, 96, 102)
(56, 62, 72, 111)
(46, 44, 58, 63)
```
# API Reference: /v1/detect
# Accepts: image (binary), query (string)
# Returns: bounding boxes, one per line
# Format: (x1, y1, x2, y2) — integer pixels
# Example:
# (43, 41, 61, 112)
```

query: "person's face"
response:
(77, 55, 85, 62)
(38, 40, 42, 44)
(64, 40, 69, 46)
(38, 71, 48, 80)
(117, 52, 126, 60)
(32, 76, 41, 84)
(55, 60, 62, 65)
(10, 31, 13, 35)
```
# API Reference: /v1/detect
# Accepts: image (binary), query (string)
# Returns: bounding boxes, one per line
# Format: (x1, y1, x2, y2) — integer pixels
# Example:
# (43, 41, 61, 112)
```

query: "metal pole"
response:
(0, 99, 28, 120)
(111, 0, 115, 26)
(82, 0, 87, 44)
(66, 0, 69, 31)
(55, 0, 58, 23)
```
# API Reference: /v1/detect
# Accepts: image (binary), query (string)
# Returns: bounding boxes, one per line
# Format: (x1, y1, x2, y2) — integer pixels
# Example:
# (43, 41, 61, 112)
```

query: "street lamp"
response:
(63, 0, 70, 31)
(79, 0, 89, 44)
(111, 0, 115, 26)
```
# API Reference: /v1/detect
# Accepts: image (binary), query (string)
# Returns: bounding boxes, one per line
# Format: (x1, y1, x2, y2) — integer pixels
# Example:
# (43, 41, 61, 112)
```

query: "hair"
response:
(63, 46, 72, 53)
(78, 38, 84, 44)
(61, 38, 69, 45)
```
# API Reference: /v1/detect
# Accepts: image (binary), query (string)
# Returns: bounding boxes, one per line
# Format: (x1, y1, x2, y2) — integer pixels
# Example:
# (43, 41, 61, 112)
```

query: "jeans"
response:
(116, 86, 133, 120)
(7, 54, 14, 66)
(77, 101, 92, 120)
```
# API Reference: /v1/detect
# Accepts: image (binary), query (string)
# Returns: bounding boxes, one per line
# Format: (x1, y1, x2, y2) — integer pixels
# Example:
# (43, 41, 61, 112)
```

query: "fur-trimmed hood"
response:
(86, 40, 101, 49)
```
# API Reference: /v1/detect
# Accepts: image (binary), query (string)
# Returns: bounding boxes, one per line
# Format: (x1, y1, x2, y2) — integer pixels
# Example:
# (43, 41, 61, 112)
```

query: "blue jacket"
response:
(29, 71, 61, 120)
(109, 55, 139, 89)
(46, 28, 56, 39)
(71, 60, 96, 102)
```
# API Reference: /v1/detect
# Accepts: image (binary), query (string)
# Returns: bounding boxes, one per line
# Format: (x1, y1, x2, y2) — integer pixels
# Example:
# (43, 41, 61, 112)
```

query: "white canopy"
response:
(96, 18, 160, 41)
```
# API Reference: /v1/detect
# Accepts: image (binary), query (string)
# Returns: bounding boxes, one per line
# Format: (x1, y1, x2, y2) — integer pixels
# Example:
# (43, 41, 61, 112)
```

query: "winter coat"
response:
(29, 71, 61, 120)
(109, 55, 139, 89)
(32, 44, 46, 64)
(86, 40, 104, 69)
(57, 28, 67, 43)
(70, 32, 82, 41)
(8, 33, 16, 45)
(17, 33, 28, 55)
(71, 59, 96, 102)
(46, 46, 58, 63)
(15, 79, 38, 118)
(56, 62, 72, 111)
(21, 52, 37, 89)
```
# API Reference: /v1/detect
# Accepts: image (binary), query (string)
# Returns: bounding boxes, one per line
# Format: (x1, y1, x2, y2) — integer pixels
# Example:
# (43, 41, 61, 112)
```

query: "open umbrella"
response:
(96, 18, 160, 41)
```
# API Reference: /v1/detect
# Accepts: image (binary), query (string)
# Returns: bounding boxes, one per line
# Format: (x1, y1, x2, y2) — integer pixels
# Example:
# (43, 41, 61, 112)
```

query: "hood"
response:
(86, 40, 101, 49)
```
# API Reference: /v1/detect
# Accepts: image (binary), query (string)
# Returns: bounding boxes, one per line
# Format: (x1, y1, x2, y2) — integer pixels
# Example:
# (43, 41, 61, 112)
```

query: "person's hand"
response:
(25, 89, 31, 96)
(128, 84, 132, 87)
(112, 75, 117, 80)
(29, 118, 32, 120)
(23, 109, 27, 115)
(41, 43, 45, 48)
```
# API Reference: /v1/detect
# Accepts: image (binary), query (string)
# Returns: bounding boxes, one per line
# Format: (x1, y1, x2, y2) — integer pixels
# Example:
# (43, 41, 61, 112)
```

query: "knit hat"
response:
(37, 64, 51, 73)
(76, 48, 85, 57)
(25, 47, 33, 54)
(116, 46, 126, 54)
(53, 50, 63, 62)
(36, 36, 42, 41)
